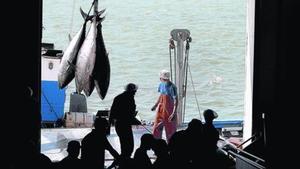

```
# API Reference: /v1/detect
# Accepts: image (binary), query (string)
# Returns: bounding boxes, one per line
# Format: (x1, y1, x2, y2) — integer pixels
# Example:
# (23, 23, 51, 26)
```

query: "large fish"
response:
(77, 8, 110, 99)
(93, 14, 110, 100)
(57, 8, 105, 90)
(75, 16, 97, 95)
(57, 21, 87, 89)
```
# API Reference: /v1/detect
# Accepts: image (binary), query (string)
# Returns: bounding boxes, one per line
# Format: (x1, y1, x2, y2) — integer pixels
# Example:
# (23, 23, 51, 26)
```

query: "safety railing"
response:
(228, 150, 265, 169)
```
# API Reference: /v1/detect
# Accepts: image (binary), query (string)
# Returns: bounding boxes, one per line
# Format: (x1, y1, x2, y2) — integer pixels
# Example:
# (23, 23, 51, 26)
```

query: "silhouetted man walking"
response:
(109, 83, 139, 160)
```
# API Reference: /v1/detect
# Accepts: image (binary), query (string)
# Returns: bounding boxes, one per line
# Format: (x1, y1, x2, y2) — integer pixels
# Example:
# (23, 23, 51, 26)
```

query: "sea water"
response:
(42, 0, 246, 123)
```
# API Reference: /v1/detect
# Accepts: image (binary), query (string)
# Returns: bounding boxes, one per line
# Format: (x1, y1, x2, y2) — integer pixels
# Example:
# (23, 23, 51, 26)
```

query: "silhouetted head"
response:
(67, 140, 81, 158)
(93, 117, 109, 132)
(187, 118, 203, 132)
(124, 83, 138, 93)
(152, 139, 168, 156)
(203, 109, 218, 122)
(140, 133, 154, 150)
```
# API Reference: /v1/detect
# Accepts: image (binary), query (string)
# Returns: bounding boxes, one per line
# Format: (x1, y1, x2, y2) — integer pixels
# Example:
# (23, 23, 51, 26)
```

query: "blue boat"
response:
(41, 43, 66, 127)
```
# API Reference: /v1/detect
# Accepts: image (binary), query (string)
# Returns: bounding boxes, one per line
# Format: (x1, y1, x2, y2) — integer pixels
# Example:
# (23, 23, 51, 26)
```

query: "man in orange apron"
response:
(151, 70, 178, 143)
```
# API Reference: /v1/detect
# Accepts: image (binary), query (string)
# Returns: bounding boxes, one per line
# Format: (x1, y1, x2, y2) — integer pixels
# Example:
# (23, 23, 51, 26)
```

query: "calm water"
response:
(42, 0, 247, 122)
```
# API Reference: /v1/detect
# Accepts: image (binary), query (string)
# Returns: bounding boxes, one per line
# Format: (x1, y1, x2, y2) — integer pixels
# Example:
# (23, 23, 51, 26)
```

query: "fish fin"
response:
(97, 16, 106, 22)
(68, 33, 72, 42)
(80, 7, 106, 21)
(80, 7, 93, 21)
(97, 8, 106, 16)
(67, 60, 76, 70)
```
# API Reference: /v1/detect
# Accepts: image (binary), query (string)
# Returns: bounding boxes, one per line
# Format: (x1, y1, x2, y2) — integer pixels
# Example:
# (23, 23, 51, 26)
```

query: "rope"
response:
(68, 0, 95, 41)
(68, 0, 76, 39)
(139, 123, 152, 134)
(188, 62, 202, 121)
(41, 90, 60, 120)
(173, 44, 177, 83)
(169, 48, 172, 81)
(169, 38, 175, 81)
(133, 112, 152, 134)
(168, 41, 177, 83)
(86, 0, 96, 21)
(182, 41, 190, 123)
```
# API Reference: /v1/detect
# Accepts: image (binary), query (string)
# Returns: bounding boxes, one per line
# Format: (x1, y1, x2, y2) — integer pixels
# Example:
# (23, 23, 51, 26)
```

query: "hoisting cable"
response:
(68, 0, 76, 41)
(188, 61, 202, 121)
(68, 0, 95, 41)
(173, 42, 177, 83)
(169, 38, 175, 81)
(85, 0, 96, 22)
(182, 40, 190, 123)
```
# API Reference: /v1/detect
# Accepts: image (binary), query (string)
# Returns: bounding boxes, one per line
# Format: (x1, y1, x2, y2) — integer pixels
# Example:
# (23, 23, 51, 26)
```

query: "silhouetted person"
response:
(14, 140, 53, 169)
(109, 83, 139, 160)
(168, 129, 192, 169)
(57, 140, 81, 169)
(203, 109, 234, 169)
(185, 118, 205, 168)
(203, 109, 219, 153)
(81, 117, 120, 169)
(133, 133, 155, 169)
(202, 109, 219, 169)
(38, 153, 53, 169)
(152, 138, 170, 169)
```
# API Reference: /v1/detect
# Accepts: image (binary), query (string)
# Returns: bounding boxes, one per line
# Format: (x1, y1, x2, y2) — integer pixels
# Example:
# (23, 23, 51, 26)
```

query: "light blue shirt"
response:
(158, 82, 177, 101)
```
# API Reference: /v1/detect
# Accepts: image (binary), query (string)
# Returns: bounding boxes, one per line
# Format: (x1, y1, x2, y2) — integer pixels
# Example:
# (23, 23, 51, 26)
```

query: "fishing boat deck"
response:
(41, 120, 243, 166)
(42, 125, 174, 163)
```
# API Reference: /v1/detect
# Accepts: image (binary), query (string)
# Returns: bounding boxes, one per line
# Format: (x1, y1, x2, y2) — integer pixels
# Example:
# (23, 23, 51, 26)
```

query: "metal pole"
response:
(170, 29, 190, 126)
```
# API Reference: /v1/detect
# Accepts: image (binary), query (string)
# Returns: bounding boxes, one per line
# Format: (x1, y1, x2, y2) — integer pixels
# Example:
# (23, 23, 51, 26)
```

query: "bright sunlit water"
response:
(42, 0, 247, 122)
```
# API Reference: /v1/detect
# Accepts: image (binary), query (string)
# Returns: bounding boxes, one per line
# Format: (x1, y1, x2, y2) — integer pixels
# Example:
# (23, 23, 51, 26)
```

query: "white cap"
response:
(160, 69, 170, 80)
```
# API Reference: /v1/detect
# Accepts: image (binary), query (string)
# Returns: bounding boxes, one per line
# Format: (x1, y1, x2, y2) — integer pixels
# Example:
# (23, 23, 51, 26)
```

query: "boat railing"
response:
(42, 50, 63, 58)
(237, 132, 260, 148)
(104, 156, 157, 162)
(220, 132, 265, 169)
(42, 42, 54, 49)
(228, 150, 266, 169)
